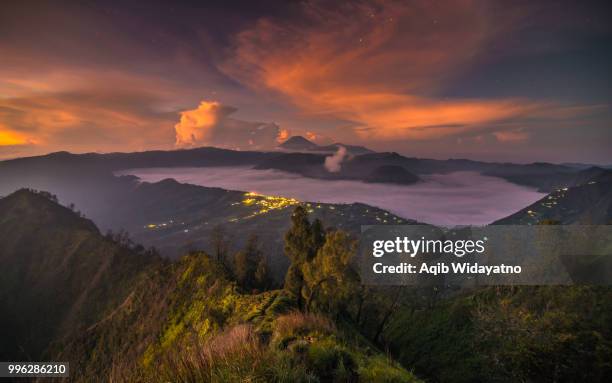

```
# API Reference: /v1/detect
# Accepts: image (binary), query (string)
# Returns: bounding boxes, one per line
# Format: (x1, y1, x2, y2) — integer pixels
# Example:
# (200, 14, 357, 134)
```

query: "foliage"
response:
(234, 234, 272, 292)
(384, 286, 612, 383)
(302, 230, 359, 314)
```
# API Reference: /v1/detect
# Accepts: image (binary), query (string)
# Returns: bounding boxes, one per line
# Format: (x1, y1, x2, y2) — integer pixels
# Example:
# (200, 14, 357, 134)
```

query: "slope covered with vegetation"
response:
(0, 189, 156, 361)
(1, 189, 611, 382)
(383, 286, 612, 382)
(0, 190, 418, 382)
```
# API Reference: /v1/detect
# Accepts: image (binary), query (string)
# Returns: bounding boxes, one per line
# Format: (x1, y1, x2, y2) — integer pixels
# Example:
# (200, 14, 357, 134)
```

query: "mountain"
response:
(255, 152, 421, 185)
(0, 189, 156, 360)
(318, 142, 374, 155)
(482, 162, 594, 192)
(0, 190, 419, 382)
(277, 135, 320, 151)
(0, 170, 416, 276)
(95, 178, 416, 274)
(256, 151, 588, 192)
(494, 169, 612, 224)
(365, 165, 420, 185)
(278, 135, 374, 155)
(0, 145, 591, 193)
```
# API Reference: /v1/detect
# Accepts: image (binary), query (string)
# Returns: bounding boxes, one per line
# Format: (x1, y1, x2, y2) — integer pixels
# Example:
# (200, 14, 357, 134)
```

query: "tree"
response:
(210, 224, 229, 264)
(284, 206, 314, 264)
(234, 234, 265, 291)
(302, 230, 359, 314)
(310, 218, 326, 258)
(254, 255, 271, 291)
(284, 263, 304, 303)
(283, 206, 324, 308)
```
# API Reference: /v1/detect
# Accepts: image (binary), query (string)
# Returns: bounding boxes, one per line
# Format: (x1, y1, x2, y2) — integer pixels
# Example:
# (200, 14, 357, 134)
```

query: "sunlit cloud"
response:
(221, 0, 602, 142)
(175, 100, 285, 150)
(276, 128, 290, 143)
(0, 69, 186, 157)
(0, 124, 35, 146)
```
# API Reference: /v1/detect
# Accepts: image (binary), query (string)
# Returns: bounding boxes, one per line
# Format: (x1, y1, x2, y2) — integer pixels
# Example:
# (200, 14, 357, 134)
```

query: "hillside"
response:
(59, 254, 418, 382)
(383, 286, 612, 382)
(0, 190, 419, 382)
(0, 189, 156, 360)
(0, 164, 415, 274)
(2, 187, 611, 382)
(494, 169, 612, 224)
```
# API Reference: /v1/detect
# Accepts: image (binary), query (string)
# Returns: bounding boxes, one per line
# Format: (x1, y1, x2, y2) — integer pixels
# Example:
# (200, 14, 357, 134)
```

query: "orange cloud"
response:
(221, 1, 590, 141)
(0, 70, 180, 156)
(276, 128, 290, 143)
(175, 101, 234, 146)
(0, 125, 34, 146)
(174, 100, 285, 150)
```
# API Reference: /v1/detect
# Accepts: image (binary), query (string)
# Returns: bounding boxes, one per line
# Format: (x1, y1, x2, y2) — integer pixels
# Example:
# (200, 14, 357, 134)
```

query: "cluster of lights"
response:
(239, 192, 299, 219)
(540, 187, 569, 209)
(144, 220, 179, 230)
(523, 186, 572, 223)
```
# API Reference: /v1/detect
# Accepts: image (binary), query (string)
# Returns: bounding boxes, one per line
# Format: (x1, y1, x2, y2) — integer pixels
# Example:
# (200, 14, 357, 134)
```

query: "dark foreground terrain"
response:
(1, 184, 611, 382)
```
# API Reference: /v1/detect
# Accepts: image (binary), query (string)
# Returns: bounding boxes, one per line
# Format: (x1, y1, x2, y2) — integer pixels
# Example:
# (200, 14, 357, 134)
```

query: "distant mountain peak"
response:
(278, 135, 319, 150)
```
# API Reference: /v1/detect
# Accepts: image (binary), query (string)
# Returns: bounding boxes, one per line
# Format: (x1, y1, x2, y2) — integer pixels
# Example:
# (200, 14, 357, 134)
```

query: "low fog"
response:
(122, 167, 545, 226)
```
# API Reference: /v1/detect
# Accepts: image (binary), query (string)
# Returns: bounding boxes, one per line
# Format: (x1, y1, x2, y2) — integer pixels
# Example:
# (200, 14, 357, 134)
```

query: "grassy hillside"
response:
(494, 169, 612, 224)
(60, 253, 418, 382)
(383, 286, 612, 382)
(0, 189, 156, 360)
(0, 190, 418, 382)
(2, 189, 611, 382)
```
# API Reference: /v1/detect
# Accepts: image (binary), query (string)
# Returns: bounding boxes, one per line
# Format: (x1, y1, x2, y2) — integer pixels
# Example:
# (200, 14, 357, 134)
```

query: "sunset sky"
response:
(1, 0, 610, 163)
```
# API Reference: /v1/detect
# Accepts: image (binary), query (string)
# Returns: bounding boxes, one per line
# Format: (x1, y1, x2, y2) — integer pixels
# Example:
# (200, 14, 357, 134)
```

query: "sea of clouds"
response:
(122, 167, 545, 227)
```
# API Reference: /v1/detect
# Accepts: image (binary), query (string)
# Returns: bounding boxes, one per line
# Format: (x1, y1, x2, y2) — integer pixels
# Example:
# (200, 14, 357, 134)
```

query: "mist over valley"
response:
(122, 167, 545, 226)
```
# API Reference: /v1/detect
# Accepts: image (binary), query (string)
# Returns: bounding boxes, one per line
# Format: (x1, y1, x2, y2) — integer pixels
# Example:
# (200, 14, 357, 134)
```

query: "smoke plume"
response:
(324, 145, 347, 173)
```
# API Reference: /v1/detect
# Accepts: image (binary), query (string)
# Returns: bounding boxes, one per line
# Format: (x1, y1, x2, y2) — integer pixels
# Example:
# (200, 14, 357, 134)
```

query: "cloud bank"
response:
(124, 166, 545, 226)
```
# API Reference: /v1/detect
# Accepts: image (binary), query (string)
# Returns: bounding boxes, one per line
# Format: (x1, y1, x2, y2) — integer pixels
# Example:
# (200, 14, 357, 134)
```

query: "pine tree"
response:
(254, 255, 271, 291)
(234, 234, 262, 291)
(210, 224, 229, 264)
(284, 206, 314, 308)
(284, 205, 313, 264)
(310, 218, 326, 260)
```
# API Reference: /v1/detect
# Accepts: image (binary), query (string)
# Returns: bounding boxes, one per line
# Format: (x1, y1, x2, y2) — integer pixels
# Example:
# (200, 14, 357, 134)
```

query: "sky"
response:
(1, 0, 611, 163)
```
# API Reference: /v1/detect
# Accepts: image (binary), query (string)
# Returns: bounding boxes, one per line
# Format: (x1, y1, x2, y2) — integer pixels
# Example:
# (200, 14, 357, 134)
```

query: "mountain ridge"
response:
(278, 135, 374, 155)
(0, 189, 420, 382)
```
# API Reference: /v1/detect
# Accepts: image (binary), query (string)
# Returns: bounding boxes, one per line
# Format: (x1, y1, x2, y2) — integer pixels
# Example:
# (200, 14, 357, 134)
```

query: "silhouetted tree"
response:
(254, 254, 272, 291)
(210, 224, 229, 263)
(234, 234, 265, 291)
(284, 206, 313, 307)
